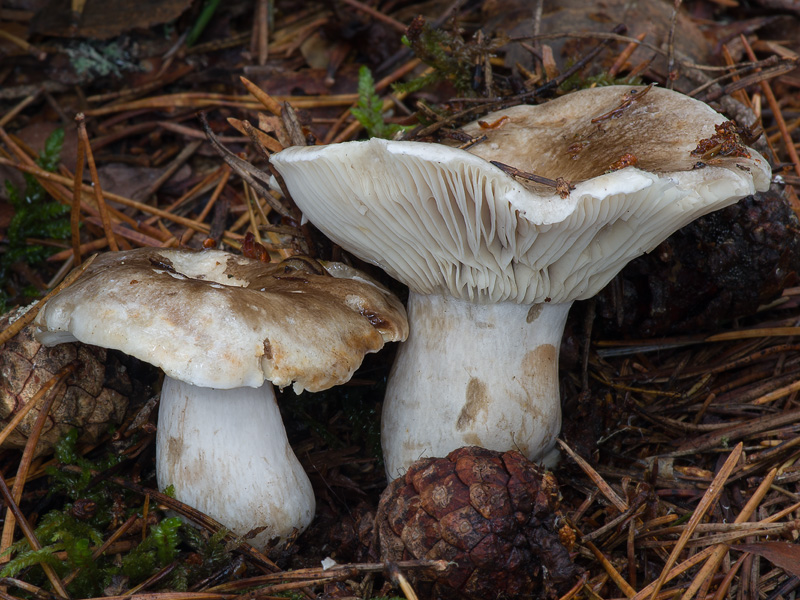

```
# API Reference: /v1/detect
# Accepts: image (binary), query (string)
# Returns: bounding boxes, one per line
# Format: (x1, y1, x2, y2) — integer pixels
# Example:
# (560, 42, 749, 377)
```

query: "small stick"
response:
(682, 468, 777, 600)
(710, 553, 747, 600)
(339, 0, 406, 32)
(0, 472, 70, 597)
(491, 160, 574, 198)
(252, 0, 269, 66)
(71, 115, 86, 265)
(198, 112, 292, 218)
(227, 117, 283, 153)
(0, 366, 74, 562)
(608, 33, 647, 77)
(0, 91, 41, 128)
(629, 546, 717, 600)
(239, 76, 283, 116)
(75, 114, 118, 251)
(559, 440, 628, 512)
(140, 139, 203, 199)
(0, 158, 243, 244)
(584, 540, 636, 598)
(665, 0, 683, 88)
(740, 34, 800, 178)
(143, 166, 225, 226)
(635, 442, 743, 600)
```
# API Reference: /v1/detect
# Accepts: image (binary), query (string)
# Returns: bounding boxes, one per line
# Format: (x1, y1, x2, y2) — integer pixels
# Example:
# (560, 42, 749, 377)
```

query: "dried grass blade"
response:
(706, 327, 800, 341)
(227, 117, 283, 153)
(0, 364, 73, 563)
(585, 540, 636, 598)
(559, 440, 628, 511)
(634, 442, 742, 600)
(71, 115, 86, 266)
(680, 468, 777, 600)
(740, 34, 800, 178)
(239, 76, 283, 116)
(0, 475, 70, 597)
(75, 114, 118, 251)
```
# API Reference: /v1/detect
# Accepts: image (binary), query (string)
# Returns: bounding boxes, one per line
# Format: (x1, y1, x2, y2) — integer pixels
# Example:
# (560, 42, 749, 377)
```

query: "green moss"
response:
(1, 127, 70, 311)
(396, 16, 506, 97)
(351, 66, 412, 139)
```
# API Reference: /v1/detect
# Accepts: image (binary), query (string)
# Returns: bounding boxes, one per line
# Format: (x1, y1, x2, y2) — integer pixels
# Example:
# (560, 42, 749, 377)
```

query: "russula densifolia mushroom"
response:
(33, 247, 408, 549)
(269, 85, 771, 480)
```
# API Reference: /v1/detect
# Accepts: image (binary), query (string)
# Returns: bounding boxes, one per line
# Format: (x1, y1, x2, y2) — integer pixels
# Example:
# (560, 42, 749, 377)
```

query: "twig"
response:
(665, 0, 683, 89)
(338, 0, 406, 32)
(490, 161, 574, 197)
(681, 469, 776, 600)
(740, 34, 800, 178)
(559, 440, 628, 512)
(239, 76, 283, 116)
(0, 90, 41, 128)
(0, 476, 70, 597)
(58, 465, 281, 573)
(634, 443, 742, 600)
(75, 114, 118, 251)
(0, 365, 73, 561)
(608, 33, 647, 78)
(198, 112, 292, 218)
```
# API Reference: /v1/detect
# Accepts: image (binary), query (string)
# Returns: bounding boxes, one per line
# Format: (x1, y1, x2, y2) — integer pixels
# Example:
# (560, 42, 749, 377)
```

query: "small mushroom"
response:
(34, 247, 408, 549)
(270, 85, 771, 480)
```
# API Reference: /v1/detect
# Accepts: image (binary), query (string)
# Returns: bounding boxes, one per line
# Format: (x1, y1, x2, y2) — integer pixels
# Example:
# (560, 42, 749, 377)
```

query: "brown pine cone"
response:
(0, 306, 149, 454)
(372, 446, 582, 599)
(592, 188, 800, 337)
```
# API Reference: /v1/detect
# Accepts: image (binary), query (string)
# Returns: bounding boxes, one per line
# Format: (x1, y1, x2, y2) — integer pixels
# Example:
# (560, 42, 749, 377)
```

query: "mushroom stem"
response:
(381, 292, 572, 481)
(156, 377, 315, 549)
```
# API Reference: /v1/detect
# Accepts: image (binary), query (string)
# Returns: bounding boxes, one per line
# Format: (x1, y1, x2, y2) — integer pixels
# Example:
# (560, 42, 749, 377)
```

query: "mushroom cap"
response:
(271, 85, 770, 304)
(34, 248, 408, 392)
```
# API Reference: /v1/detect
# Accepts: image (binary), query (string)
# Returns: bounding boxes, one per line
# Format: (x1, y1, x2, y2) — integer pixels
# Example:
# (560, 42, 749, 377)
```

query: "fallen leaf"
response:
(732, 542, 800, 576)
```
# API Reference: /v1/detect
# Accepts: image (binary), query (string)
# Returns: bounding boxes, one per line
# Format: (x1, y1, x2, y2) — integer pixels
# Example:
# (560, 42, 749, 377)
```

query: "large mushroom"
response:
(33, 247, 408, 549)
(269, 85, 771, 480)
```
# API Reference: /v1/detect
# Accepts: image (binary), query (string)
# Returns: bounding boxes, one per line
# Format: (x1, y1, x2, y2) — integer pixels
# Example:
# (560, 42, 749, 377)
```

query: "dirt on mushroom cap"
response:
(34, 248, 408, 393)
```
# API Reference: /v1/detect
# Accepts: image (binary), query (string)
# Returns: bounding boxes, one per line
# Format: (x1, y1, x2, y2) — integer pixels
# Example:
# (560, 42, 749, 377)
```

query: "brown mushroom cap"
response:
(34, 248, 408, 392)
(455, 84, 760, 183)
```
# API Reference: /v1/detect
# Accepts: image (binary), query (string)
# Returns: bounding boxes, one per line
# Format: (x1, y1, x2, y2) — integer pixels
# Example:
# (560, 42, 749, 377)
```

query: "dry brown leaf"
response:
(732, 542, 800, 576)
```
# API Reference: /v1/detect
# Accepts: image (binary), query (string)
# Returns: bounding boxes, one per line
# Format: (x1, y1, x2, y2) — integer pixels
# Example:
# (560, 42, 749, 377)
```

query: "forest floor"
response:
(2, 0, 800, 598)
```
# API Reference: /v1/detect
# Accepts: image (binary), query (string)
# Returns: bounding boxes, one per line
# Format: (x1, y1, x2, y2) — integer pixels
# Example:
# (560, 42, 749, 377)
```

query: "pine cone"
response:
(593, 189, 800, 337)
(0, 306, 149, 453)
(372, 446, 581, 599)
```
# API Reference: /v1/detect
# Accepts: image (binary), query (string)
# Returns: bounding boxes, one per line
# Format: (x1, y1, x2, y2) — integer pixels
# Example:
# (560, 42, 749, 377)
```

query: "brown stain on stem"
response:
(457, 378, 489, 431)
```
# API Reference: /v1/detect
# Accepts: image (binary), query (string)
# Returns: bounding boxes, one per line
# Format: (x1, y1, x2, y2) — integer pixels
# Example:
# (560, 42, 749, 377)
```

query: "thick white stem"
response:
(382, 292, 572, 480)
(156, 377, 315, 550)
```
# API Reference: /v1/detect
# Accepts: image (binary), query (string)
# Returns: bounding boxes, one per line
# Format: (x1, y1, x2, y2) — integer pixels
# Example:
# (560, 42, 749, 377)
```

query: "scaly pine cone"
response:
(0, 305, 148, 453)
(372, 446, 581, 599)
